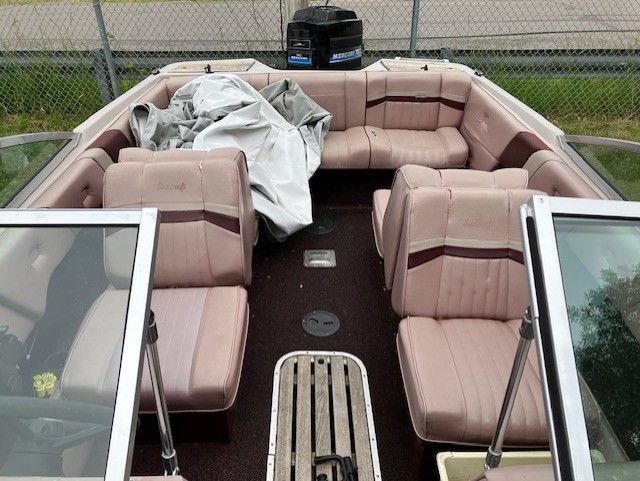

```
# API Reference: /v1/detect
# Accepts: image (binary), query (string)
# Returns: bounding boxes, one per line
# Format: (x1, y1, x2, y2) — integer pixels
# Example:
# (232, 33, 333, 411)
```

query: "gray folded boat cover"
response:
(129, 74, 332, 241)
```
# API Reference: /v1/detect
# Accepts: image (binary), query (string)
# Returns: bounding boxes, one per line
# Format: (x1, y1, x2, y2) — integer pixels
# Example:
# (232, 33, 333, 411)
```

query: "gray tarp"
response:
(130, 74, 331, 240)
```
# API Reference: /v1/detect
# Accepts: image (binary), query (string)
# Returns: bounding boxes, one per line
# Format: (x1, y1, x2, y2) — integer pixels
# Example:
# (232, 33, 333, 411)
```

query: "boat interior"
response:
(1, 64, 623, 481)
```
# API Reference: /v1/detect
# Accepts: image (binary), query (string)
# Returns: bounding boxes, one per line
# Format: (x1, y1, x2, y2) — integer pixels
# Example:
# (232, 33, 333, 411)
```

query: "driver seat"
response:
(61, 149, 255, 414)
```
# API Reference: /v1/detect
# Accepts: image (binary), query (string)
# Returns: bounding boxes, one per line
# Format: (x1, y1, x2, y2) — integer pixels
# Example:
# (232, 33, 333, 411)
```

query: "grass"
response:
(494, 76, 640, 119)
(1, 68, 639, 200)
(0, 138, 67, 205)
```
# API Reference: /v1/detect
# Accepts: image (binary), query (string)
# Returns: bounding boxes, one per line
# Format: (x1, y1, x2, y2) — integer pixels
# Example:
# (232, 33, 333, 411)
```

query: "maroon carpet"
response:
(131, 170, 417, 480)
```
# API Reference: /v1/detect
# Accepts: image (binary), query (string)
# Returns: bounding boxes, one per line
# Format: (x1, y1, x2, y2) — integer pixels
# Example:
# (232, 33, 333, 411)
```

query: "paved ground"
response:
(0, 0, 639, 52)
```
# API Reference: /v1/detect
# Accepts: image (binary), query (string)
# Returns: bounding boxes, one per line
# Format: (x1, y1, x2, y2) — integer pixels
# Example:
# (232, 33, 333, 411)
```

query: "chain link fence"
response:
(0, 0, 639, 131)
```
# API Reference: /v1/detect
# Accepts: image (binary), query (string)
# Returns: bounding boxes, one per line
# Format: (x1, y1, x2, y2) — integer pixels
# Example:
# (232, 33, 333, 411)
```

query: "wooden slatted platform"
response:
(267, 352, 381, 481)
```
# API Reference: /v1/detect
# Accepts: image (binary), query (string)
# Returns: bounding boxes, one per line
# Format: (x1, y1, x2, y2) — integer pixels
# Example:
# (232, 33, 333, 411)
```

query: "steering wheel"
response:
(0, 396, 114, 425)
(0, 395, 115, 465)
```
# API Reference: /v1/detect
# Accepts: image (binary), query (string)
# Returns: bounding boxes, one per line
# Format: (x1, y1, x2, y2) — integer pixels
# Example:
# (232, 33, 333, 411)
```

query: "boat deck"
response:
(131, 171, 416, 481)
(268, 352, 380, 481)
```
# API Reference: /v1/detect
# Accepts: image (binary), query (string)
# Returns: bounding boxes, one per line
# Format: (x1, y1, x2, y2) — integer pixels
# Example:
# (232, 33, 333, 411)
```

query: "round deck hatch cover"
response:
(302, 310, 340, 337)
(306, 216, 336, 235)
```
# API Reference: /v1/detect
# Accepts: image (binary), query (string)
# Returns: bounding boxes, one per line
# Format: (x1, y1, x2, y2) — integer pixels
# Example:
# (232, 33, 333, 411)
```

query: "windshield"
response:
(0, 225, 138, 478)
(554, 216, 640, 473)
(567, 139, 640, 201)
(0, 138, 70, 206)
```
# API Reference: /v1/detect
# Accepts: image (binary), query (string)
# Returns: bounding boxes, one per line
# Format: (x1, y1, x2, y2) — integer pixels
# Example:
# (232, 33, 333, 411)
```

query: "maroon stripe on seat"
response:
(87, 129, 132, 163)
(498, 131, 548, 168)
(159, 210, 241, 234)
(408, 245, 523, 269)
(365, 96, 465, 110)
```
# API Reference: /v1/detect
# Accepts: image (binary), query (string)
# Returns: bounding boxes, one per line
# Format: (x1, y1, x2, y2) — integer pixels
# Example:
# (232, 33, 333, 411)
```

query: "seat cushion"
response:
(139, 286, 249, 412)
(366, 126, 468, 169)
(372, 189, 391, 257)
(321, 127, 370, 169)
(378, 165, 529, 290)
(397, 316, 547, 445)
(104, 150, 255, 287)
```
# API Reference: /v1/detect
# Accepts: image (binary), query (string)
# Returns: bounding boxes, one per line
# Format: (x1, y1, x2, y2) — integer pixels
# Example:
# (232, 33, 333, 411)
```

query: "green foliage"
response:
(0, 61, 104, 116)
(494, 76, 640, 118)
(569, 268, 640, 460)
(0, 139, 66, 205)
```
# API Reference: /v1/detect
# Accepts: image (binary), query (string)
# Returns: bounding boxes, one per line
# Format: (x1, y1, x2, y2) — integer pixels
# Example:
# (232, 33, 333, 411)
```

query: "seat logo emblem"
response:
(157, 181, 187, 192)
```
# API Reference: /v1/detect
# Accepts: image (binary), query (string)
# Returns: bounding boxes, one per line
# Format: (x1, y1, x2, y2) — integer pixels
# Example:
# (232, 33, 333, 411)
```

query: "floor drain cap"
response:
(302, 310, 341, 337)
(307, 216, 336, 235)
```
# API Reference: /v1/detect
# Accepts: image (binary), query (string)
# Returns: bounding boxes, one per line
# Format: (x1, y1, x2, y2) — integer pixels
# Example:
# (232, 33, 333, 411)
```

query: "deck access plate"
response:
(267, 351, 381, 481)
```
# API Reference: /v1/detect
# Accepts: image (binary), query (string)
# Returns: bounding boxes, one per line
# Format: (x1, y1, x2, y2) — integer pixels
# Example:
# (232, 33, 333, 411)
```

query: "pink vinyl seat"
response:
(393, 186, 549, 445)
(61, 149, 255, 413)
(372, 164, 529, 287)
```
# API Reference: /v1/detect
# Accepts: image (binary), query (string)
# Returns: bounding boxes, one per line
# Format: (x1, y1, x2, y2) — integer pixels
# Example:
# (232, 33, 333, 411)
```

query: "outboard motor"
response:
(286, 6, 363, 70)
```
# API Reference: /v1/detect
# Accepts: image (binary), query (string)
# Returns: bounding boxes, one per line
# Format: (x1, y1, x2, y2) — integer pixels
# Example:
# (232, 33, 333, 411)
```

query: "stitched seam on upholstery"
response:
(234, 162, 248, 283)
(435, 74, 442, 130)
(463, 320, 494, 442)
(406, 317, 430, 437)
(65, 292, 103, 377)
(401, 196, 413, 314)
(181, 289, 200, 399)
(343, 77, 347, 131)
(470, 258, 479, 319)
(223, 287, 242, 405)
(199, 161, 216, 284)
(435, 189, 452, 317)
(460, 122, 499, 162)
(506, 191, 513, 319)
(80, 293, 108, 396)
(444, 320, 475, 441)
(489, 320, 513, 436)
(382, 74, 388, 128)
(477, 321, 505, 442)
(363, 126, 372, 168)
(169, 289, 186, 392)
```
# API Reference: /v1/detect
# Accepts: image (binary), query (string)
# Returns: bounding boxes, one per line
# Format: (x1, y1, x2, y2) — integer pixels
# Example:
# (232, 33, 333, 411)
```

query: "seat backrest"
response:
(460, 84, 549, 171)
(382, 165, 529, 289)
(103, 148, 255, 287)
(391, 186, 545, 318)
(268, 71, 366, 131)
(524, 150, 598, 198)
(365, 71, 472, 130)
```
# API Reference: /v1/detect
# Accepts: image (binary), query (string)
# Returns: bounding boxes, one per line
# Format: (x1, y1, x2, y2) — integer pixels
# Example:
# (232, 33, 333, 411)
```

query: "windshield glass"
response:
(568, 140, 640, 201)
(0, 225, 138, 478)
(0, 139, 69, 206)
(554, 216, 640, 473)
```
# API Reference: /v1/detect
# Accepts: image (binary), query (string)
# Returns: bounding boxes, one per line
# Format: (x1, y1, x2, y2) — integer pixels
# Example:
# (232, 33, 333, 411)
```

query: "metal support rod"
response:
(409, 0, 421, 57)
(485, 308, 534, 470)
(146, 311, 179, 475)
(92, 0, 120, 98)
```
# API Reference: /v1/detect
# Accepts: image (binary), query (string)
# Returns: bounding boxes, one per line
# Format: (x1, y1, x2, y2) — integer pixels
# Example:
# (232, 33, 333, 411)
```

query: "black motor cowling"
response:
(286, 6, 363, 70)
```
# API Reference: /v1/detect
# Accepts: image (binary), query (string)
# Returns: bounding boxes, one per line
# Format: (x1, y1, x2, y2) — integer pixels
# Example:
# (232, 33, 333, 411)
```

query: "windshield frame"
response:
(0, 132, 79, 208)
(0, 132, 80, 208)
(523, 196, 640, 481)
(559, 135, 640, 202)
(0, 208, 159, 481)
